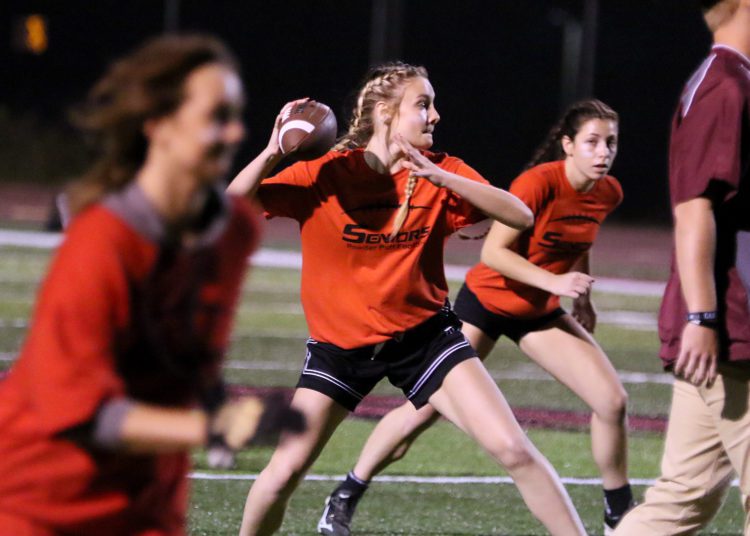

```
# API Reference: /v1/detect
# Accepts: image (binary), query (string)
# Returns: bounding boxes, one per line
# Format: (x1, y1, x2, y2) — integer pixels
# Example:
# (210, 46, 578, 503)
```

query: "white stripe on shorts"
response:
(301, 349, 365, 401)
(407, 340, 471, 398)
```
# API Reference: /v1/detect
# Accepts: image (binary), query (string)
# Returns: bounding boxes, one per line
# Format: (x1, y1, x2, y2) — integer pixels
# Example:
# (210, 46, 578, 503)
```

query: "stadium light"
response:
(12, 14, 48, 55)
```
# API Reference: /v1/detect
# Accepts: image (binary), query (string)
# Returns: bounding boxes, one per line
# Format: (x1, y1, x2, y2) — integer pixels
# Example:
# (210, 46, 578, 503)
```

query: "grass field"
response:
(0, 240, 745, 535)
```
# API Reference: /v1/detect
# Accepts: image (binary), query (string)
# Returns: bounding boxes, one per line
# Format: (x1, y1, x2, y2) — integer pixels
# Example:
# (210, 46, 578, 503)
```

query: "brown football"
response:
(278, 100, 337, 161)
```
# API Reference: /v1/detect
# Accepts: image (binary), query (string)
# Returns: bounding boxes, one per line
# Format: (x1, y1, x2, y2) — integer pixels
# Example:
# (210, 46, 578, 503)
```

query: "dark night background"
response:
(0, 1, 712, 224)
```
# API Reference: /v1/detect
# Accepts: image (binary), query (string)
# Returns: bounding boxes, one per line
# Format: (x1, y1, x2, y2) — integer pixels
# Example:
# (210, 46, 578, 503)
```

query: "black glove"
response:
(206, 393, 306, 469)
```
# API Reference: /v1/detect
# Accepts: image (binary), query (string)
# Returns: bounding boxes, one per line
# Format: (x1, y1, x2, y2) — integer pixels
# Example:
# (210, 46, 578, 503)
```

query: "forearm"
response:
(674, 198, 717, 311)
(570, 252, 592, 300)
(481, 244, 555, 292)
(226, 147, 283, 199)
(442, 173, 533, 230)
(95, 399, 208, 453)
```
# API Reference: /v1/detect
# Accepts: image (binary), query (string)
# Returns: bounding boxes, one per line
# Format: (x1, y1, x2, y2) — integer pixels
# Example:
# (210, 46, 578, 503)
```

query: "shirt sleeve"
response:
(257, 160, 315, 221)
(670, 78, 744, 205)
(442, 158, 492, 232)
(24, 215, 128, 435)
(606, 176, 624, 208)
(508, 167, 552, 217)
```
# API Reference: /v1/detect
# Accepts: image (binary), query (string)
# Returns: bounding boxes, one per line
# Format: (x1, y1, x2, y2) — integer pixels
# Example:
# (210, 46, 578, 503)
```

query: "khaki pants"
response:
(614, 373, 750, 535)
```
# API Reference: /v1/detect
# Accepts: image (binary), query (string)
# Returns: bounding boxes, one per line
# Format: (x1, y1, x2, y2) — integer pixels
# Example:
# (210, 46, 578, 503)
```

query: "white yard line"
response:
(0, 229, 666, 296)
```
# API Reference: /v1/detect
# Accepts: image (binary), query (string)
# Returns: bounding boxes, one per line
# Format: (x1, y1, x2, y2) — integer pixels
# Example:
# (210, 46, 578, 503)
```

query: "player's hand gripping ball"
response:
(278, 99, 337, 160)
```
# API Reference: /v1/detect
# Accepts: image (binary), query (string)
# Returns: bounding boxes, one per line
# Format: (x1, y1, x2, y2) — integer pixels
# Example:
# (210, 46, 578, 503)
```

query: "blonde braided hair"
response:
(334, 62, 428, 152)
(390, 174, 417, 238)
(334, 62, 428, 238)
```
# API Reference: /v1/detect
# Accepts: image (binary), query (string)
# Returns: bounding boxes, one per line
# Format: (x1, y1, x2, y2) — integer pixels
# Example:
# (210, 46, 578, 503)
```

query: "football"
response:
(278, 100, 337, 160)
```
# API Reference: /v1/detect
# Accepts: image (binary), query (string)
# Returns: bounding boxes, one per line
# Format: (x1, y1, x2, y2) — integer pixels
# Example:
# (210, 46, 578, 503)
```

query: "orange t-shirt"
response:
(258, 148, 489, 348)
(465, 160, 623, 318)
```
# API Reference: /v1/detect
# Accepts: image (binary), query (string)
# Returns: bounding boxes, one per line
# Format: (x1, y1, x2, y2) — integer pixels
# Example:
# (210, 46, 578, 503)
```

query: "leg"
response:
(705, 372, 750, 535)
(429, 358, 586, 536)
(518, 314, 629, 489)
(317, 402, 443, 536)
(317, 324, 499, 535)
(613, 379, 734, 535)
(240, 388, 349, 536)
(352, 323, 496, 480)
(352, 402, 441, 480)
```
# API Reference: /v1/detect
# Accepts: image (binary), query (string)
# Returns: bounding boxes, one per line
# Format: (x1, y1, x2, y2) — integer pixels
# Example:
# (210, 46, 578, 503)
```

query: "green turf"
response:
(0, 247, 746, 535)
(187, 420, 745, 535)
(188, 479, 746, 535)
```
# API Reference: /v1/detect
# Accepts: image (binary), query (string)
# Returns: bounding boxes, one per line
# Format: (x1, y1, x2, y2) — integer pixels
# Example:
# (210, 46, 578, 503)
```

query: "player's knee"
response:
(594, 388, 628, 424)
(490, 436, 535, 471)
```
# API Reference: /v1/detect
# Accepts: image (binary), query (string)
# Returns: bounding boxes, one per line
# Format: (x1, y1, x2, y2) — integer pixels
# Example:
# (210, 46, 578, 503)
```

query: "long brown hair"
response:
(67, 34, 238, 216)
(458, 99, 618, 241)
(524, 99, 618, 170)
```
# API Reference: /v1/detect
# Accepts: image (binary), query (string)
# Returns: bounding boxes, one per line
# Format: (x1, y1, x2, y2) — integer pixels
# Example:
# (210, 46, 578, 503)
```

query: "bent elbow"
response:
(506, 206, 533, 231)
(479, 248, 492, 268)
(226, 180, 245, 197)
(520, 208, 534, 230)
(499, 195, 533, 231)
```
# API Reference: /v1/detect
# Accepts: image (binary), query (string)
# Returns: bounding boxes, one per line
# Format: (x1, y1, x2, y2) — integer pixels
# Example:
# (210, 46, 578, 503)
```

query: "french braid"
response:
(334, 62, 429, 238)
(334, 62, 428, 151)
(390, 174, 417, 238)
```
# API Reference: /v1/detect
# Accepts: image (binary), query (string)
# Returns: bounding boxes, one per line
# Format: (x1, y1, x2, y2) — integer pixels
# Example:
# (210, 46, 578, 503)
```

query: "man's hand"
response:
(674, 322, 719, 386)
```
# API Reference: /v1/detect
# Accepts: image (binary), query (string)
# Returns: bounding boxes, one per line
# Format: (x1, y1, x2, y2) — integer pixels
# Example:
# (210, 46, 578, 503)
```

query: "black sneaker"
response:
(317, 489, 359, 536)
(604, 515, 618, 536)
(604, 501, 636, 535)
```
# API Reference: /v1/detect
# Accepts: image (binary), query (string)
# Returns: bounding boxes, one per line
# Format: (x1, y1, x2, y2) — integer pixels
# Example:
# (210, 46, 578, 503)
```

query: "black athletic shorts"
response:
(297, 303, 477, 411)
(453, 283, 566, 343)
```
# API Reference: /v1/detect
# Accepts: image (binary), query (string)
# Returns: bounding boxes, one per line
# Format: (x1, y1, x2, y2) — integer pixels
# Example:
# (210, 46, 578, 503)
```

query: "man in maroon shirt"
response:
(615, 1, 750, 534)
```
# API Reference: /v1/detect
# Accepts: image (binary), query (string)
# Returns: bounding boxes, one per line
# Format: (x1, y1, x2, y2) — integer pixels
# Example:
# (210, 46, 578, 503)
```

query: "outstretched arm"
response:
(107, 401, 208, 452)
(94, 395, 304, 463)
(480, 222, 593, 299)
(395, 135, 533, 230)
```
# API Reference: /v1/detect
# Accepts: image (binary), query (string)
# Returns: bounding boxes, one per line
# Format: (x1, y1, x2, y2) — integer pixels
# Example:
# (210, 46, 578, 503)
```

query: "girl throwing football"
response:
(228, 62, 587, 536)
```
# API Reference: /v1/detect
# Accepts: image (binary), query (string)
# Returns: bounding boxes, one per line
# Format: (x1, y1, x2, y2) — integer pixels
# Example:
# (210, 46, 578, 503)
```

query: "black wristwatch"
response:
(686, 311, 719, 329)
